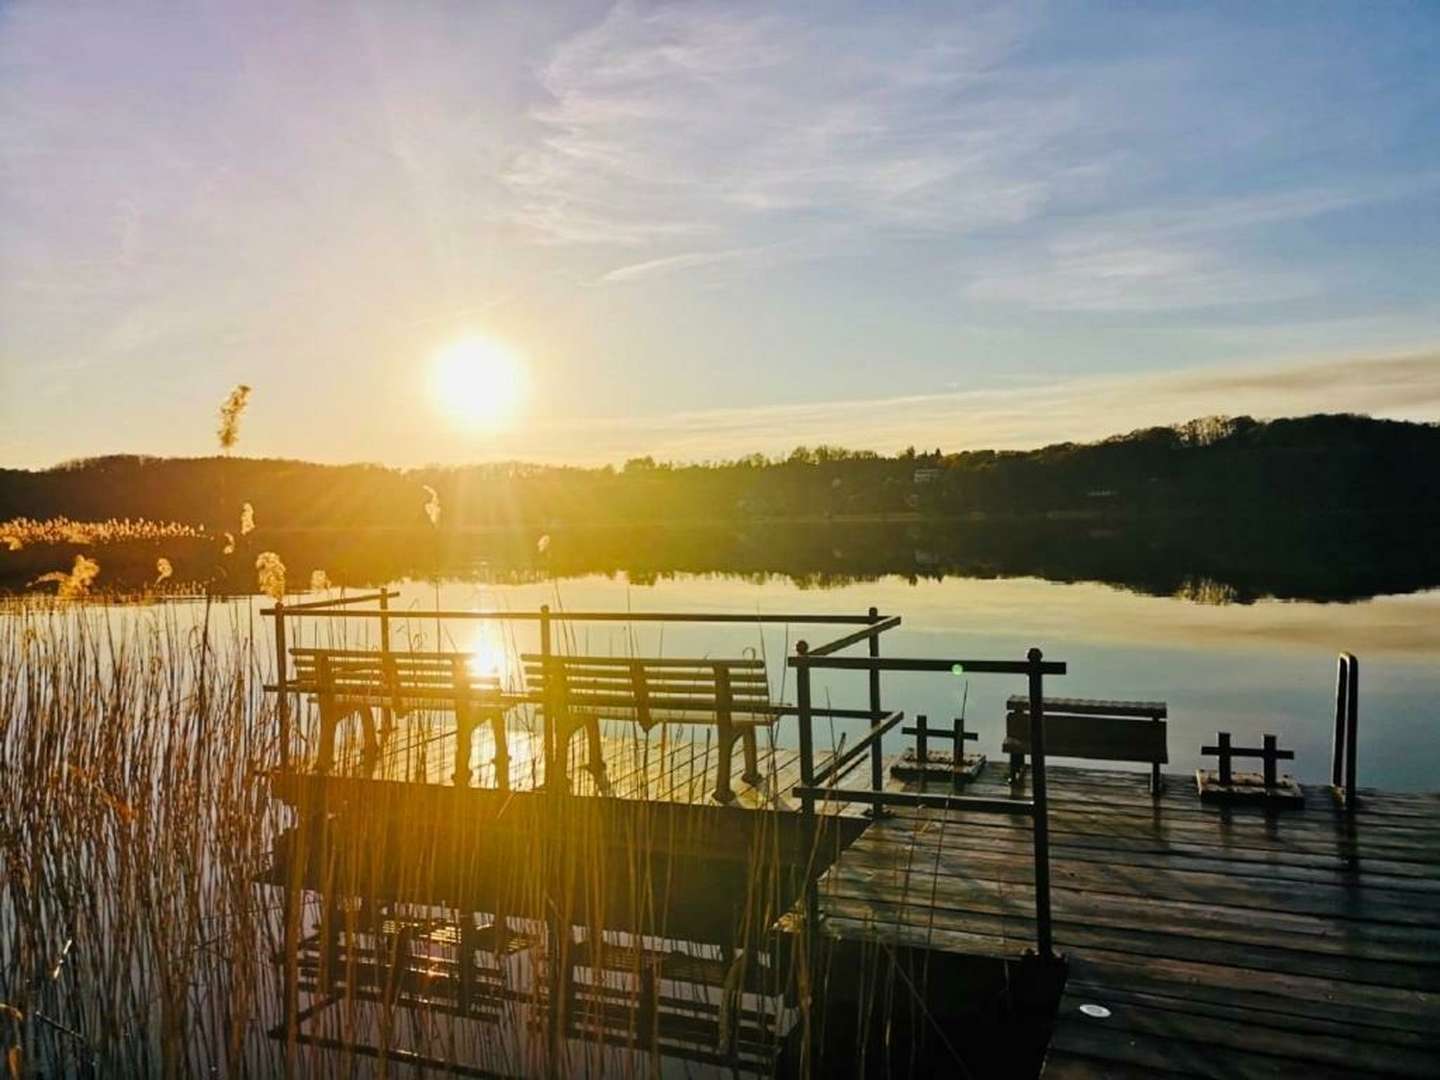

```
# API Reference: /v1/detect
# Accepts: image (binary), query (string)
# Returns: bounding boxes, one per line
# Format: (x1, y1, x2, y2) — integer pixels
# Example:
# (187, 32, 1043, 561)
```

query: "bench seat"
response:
(289, 647, 509, 786)
(522, 654, 777, 802)
(1004, 695, 1168, 793)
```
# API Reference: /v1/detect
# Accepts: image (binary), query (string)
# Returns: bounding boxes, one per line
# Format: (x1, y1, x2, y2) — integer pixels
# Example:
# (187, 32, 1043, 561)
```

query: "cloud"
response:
(497, 349, 1440, 464)
(504, 2, 1052, 262)
(599, 246, 762, 283)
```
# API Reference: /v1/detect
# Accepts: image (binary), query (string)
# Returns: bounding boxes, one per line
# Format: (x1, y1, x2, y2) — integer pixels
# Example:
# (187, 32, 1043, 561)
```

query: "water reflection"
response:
(7, 514, 1440, 603)
(330, 572, 1439, 793)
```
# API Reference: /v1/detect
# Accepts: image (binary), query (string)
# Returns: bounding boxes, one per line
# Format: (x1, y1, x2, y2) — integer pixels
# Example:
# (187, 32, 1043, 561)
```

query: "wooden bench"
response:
(1004, 695, 1168, 793)
(521, 654, 776, 803)
(288, 648, 509, 786)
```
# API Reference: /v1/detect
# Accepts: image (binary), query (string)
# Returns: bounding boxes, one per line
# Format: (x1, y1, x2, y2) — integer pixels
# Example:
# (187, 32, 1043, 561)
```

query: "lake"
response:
(274, 567, 1440, 793)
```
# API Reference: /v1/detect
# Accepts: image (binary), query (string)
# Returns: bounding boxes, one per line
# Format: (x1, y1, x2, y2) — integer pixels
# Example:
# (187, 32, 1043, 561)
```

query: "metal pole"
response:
(540, 605, 554, 787)
(274, 600, 289, 769)
(1344, 653, 1359, 811)
(1331, 654, 1348, 789)
(866, 607, 888, 816)
(538, 602, 564, 1074)
(1026, 647, 1054, 962)
(794, 640, 817, 1073)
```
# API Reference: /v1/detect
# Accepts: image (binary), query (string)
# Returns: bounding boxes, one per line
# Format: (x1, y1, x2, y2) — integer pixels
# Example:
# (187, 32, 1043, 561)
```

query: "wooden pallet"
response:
(1196, 768, 1304, 807)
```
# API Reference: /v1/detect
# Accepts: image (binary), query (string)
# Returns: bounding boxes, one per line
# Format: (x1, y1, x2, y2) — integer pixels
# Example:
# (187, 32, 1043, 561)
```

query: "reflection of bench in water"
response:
(521, 653, 777, 803)
(1004, 695, 1168, 793)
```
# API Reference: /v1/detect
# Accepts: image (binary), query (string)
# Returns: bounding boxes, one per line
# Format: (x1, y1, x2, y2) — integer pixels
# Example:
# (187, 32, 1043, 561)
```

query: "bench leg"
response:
(583, 717, 609, 792)
(1008, 751, 1026, 784)
(453, 707, 476, 787)
(713, 722, 737, 803)
(359, 706, 379, 778)
(488, 710, 510, 790)
(316, 698, 338, 775)
(1150, 762, 1162, 796)
(740, 726, 762, 787)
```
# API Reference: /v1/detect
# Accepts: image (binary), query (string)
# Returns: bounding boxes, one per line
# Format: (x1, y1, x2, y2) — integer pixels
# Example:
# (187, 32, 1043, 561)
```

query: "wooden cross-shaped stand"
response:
(1197, 731, 1303, 806)
(891, 713, 986, 786)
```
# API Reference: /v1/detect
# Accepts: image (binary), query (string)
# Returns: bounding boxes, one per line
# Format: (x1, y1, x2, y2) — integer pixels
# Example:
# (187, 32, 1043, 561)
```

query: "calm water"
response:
(289, 571, 1440, 793)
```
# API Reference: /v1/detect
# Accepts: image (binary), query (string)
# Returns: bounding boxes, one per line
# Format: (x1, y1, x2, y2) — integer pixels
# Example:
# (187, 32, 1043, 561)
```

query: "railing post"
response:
(1026, 647, 1053, 963)
(914, 714, 929, 770)
(538, 603, 565, 1072)
(794, 639, 817, 1073)
(866, 607, 890, 817)
(378, 589, 394, 750)
(1262, 733, 1279, 790)
(540, 605, 555, 787)
(1217, 731, 1232, 787)
(1344, 653, 1359, 812)
(273, 600, 289, 770)
(1331, 654, 1349, 788)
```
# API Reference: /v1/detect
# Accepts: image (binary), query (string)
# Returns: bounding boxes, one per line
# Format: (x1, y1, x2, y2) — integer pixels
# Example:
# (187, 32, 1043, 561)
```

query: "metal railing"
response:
(1332, 652, 1359, 811)
(789, 627, 1065, 961)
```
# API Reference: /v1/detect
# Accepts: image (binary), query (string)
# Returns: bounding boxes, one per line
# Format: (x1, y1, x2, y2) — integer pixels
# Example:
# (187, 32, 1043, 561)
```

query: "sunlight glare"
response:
(430, 336, 527, 430)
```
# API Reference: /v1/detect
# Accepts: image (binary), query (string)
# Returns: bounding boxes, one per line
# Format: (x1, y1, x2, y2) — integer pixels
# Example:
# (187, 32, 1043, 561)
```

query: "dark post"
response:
(1262, 733, 1279, 790)
(1331, 654, 1349, 788)
(953, 713, 966, 777)
(378, 588, 394, 749)
(914, 714, 929, 770)
(794, 639, 817, 1073)
(796, 641, 816, 827)
(540, 605, 554, 787)
(1026, 648, 1054, 962)
(1344, 653, 1359, 811)
(538, 603, 564, 1071)
(866, 607, 888, 815)
(1217, 731, 1232, 787)
(273, 600, 289, 769)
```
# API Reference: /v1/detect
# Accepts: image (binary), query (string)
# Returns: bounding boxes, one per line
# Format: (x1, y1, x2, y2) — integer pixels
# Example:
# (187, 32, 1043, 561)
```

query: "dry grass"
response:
(0, 596, 870, 1077)
(0, 517, 203, 552)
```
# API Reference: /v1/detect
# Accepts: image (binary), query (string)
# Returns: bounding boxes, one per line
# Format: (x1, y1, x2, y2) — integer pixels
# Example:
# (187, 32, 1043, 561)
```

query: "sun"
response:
(430, 336, 527, 429)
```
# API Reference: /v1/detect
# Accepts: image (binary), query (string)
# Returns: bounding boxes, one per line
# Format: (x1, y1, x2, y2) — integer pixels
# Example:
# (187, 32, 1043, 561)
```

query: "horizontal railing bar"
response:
(811, 710, 905, 786)
(1201, 746, 1296, 760)
(289, 646, 470, 658)
(790, 655, 1066, 675)
(804, 615, 903, 658)
(901, 725, 977, 740)
(277, 589, 401, 612)
(792, 786, 1035, 816)
(261, 607, 886, 625)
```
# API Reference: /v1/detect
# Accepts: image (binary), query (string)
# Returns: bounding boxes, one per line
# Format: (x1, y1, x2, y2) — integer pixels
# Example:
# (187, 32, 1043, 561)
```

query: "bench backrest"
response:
(1005, 695, 1168, 765)
(521, 654, 773, 731)
(290, 647, 502, 701)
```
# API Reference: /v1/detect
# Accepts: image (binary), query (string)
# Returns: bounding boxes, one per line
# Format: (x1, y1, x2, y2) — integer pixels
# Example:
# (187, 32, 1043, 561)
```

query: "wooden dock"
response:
(812, 760, 1440, 1078)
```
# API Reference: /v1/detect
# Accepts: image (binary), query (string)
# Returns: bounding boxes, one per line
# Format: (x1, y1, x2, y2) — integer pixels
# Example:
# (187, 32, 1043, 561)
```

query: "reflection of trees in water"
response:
(9, 513, 1438, 604)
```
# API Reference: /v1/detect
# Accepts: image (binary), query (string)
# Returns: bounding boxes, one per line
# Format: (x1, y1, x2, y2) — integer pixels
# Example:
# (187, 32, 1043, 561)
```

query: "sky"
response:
(2, 0, 1438, 468)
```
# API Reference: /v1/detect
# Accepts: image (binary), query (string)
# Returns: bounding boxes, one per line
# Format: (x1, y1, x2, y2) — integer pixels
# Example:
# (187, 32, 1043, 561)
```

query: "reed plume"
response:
(255, 551, 285, 599)
(216, 384, 252, 452)
(155, 557, 173, 585)
(240, 503, 255, 536)
(31, 554, 101, 599)
(423, 485, 441, 527)
(308, 569, 331, 592)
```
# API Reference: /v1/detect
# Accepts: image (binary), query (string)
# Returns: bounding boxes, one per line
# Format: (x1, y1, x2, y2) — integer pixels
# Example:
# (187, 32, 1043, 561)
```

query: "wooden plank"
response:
(1007, 695, 1167, 719)
(1005, 713, 1167, 764)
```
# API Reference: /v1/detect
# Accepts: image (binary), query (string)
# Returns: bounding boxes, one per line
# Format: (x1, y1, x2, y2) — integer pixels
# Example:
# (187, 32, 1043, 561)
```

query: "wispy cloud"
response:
(505, 1, 1051, 275)
(599, 245, 763, 283)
